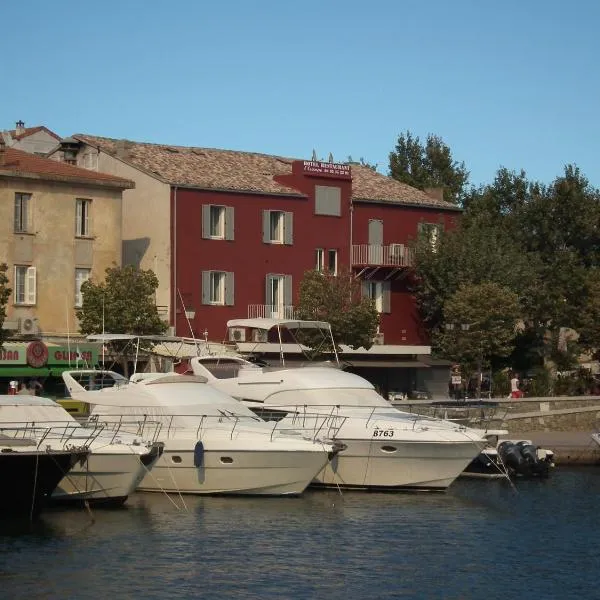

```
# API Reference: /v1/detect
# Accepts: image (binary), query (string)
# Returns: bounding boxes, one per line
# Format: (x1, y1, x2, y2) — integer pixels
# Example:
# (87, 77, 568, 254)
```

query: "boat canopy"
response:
(226, 318, 332, 331)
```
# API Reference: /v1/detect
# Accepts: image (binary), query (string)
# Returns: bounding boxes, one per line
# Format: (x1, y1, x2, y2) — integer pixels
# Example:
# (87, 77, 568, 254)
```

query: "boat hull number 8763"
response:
(372, 429, 394, 438)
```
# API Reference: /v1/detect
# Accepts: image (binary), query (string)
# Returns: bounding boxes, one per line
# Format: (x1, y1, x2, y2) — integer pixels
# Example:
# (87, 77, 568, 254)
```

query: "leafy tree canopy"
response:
(388, 131, 470, 204)
(435, 282, 521, 382)
(77, 265, 167, 375)
(0, 263, 11, 348)
(77, 264, 167, 336)
(295, 269, 379, 351)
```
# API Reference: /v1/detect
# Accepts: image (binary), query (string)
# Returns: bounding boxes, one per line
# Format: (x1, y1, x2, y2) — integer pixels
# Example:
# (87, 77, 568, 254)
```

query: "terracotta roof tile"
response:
(8, 125, 61, 141)
(0, 147, 134, 189)
(75, 134, 457, 209)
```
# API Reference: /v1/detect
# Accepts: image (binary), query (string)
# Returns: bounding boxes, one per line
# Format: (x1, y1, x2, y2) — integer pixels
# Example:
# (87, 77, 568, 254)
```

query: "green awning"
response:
(0, 367, 52, 377)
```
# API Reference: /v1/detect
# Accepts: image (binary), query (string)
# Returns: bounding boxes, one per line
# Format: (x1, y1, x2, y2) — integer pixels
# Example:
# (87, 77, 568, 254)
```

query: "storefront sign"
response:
(26, 341, 49, 367)
(301, 161, 352, 179)
(0, 342, 98, 367)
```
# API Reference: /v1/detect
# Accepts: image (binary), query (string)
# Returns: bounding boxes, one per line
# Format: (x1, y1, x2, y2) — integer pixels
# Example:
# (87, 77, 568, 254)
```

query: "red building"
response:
(54, 136, 461, 397)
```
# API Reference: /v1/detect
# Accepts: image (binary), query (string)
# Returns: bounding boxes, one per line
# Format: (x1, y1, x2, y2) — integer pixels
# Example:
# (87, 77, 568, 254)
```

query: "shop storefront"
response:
(0, 340, 100, 398)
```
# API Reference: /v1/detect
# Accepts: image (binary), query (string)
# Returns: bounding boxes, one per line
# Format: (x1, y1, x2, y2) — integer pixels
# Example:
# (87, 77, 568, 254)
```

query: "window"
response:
(315, 186, 341, 216)
(75, 268, 91, 307)
(362, 280, 391, 313)
(14, 266, 36, 305)
(263, 210, 293, 244)
(202, 271, 234, 305)
(14, 193, 31, 233)
(328, 249, 338, 274)
(418, 222, 442, 252)
(315, 248, 324, 271)
(266, 274, 292, 318)
(75, 199, 92, 237)
(202, 205, 234, 240)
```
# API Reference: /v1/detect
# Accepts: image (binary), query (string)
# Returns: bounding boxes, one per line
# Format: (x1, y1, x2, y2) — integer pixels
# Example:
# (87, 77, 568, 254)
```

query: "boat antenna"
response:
(101, 294, 105, 368)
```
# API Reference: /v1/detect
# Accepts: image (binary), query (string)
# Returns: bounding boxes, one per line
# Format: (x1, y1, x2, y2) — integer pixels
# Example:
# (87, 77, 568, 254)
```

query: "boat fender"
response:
(194, 441, 204, 467)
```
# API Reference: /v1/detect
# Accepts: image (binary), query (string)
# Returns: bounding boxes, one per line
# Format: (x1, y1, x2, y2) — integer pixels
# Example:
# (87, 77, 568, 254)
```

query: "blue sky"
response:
(3, 0, 598, 187)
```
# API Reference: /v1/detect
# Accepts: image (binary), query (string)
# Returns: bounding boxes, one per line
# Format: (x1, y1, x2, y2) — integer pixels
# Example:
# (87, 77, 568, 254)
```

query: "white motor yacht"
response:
(61, 370, 334, 496)
(0, 395, 162, 505)
(189, 318, 487, 491)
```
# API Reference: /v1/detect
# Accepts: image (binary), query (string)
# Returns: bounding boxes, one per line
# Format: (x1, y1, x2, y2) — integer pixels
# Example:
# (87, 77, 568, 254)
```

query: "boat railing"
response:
(258, 405, 348, 441)
(0, 420, 107, 450)
(87, 414, 163, 444)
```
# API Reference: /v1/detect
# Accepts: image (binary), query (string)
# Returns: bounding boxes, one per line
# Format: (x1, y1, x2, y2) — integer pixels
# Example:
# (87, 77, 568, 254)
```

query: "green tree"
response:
(295, 269, 379, 351)
(77, 265, 167, 375)
(388, 131, 470, 204)
(436, 282, 521, 396)
(0, 263, 11, 348)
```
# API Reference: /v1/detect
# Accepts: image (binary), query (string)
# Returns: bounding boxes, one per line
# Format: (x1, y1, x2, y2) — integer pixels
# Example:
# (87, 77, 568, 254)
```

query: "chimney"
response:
(15, 120, 25, 136)
(115, 139, 132, 160)
(0, 136, 6, 167)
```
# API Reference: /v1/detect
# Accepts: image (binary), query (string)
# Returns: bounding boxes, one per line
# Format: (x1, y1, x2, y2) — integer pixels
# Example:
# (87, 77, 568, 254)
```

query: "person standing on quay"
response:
(510, 373, 523, 399)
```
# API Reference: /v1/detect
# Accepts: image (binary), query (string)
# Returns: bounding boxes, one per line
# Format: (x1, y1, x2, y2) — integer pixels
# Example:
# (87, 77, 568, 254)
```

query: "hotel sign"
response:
(301, 161, 352, 180)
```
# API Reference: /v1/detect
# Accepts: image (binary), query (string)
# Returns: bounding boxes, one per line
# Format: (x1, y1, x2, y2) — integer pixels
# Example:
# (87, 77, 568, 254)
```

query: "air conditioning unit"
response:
(19, 317, 39, 335)
(252, 329, 268, 343)
(229, 327, 246, 342)
(373, 332, 384, 345)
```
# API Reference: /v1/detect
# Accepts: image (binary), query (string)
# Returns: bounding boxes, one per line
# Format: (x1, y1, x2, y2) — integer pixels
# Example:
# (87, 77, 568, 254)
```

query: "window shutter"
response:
(225, 206, 235, 240)
(225, 272, 234, 306)
(84, 201, 90, 236)
(262, 211, 270, 243)
(202, 205, 211, 238)
(283, 275, 293, 305)
(382, 282, 391, 313)
(265, 274, 274, 305)
(284, 212, 293, 245)
(75, 200, 82, 236)
(26, 267, 36, 305)
(201, 271, 211, 304)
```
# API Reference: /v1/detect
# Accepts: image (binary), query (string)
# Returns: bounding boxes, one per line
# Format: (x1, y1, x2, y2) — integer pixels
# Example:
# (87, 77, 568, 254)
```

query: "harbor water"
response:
(1, 467, 598, 600)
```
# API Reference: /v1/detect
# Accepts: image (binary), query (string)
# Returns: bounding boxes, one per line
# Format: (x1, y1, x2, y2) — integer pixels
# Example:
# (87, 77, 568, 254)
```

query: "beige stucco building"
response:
(49, 138, 172, 319)
(1, 121, 61, 155)
(0, 144, 134, 338)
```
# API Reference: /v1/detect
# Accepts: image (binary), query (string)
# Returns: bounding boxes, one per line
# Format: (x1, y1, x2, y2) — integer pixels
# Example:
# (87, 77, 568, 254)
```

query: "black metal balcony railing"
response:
(351, 244, 414, 267)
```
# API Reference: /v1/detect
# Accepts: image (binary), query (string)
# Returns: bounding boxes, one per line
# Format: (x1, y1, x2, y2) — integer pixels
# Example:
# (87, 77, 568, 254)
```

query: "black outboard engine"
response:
(517, 441, 550, 477)
(498, 441, 525, 472)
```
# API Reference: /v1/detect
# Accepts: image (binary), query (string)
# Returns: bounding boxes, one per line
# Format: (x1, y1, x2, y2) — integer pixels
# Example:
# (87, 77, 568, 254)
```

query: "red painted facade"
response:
(170, 161, 458, 346)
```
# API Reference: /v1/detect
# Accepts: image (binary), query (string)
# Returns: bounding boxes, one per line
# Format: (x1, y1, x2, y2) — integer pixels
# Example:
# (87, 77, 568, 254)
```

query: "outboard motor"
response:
(517, 441, 550, 477)
(498, 441, 525, 472)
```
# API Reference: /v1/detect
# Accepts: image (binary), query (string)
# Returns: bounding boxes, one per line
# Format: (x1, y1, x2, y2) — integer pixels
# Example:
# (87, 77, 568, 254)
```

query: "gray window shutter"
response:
(315, 186, 341, 216)
(202, 205, 211, 239)
(368, 219, 383, 245)
(225, 271, 234, 305)
(225, 206, 235, 240)
(284, 212, 293, 245)
(265, 274, 273, 305)
(283, 275, 292, 305)
(201, 271, 211, 304)
(262, 211, 270, 243)
(382, 282, 391, 313)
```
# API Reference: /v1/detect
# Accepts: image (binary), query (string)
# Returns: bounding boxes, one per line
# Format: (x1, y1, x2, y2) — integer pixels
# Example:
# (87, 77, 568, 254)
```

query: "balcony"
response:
(247, 304, 296, 319)
(351, 244, 414, 268)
